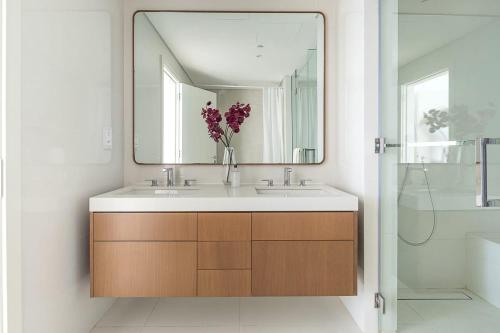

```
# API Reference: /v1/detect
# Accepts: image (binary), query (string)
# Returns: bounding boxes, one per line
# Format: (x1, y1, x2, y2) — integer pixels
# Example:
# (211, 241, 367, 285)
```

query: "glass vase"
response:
(222, 146, 237, 184)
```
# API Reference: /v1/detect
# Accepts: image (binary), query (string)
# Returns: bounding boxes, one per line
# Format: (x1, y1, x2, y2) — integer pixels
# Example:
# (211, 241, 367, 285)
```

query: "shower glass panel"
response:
(380, 0, 500, 332)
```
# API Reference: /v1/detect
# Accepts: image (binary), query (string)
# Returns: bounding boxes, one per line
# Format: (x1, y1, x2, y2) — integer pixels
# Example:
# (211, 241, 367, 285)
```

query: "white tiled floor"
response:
(398, 290, 500, 333)
(90, 297, 362, 333)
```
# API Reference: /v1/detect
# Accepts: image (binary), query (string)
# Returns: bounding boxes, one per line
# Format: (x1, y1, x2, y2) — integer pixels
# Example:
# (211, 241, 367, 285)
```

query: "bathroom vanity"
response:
(89, 185, 358, 297)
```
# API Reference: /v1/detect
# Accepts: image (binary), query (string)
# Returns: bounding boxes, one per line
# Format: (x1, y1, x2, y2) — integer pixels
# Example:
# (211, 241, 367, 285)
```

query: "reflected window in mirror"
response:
(162, 67, 179, 163)
(133, 11, 325, 164)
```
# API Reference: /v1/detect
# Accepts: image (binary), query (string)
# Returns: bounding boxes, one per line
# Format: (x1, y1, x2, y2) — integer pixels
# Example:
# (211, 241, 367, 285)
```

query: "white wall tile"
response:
(21, 1, 124, 332)
(399, 239, 465, 289)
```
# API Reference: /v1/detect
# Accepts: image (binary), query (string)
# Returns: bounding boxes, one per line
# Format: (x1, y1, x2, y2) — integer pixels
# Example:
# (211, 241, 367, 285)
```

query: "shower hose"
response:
(397, 161, 437, 246)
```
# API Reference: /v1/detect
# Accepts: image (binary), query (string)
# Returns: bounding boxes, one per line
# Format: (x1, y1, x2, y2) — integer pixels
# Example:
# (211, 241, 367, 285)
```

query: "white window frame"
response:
(160, 58, 180, 163)
(400, 69, 450, 163)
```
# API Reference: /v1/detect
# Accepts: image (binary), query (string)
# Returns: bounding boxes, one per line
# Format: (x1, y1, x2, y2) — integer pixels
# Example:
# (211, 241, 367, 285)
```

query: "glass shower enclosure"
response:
(379, 0, 500, 332)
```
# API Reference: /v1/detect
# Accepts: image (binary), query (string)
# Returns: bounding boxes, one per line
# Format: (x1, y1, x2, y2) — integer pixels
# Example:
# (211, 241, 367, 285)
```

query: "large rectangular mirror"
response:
(134, 11, 325, 164)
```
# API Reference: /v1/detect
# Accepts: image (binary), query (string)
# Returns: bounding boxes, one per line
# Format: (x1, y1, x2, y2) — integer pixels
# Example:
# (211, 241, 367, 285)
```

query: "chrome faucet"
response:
(162, 167, 174, 187)
(283, 167, 292, 186)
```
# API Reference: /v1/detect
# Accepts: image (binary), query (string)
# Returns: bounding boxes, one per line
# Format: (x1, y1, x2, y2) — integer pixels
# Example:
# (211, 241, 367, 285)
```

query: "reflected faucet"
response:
(162, 167, 174, 187)
(284, 167, 292, 186)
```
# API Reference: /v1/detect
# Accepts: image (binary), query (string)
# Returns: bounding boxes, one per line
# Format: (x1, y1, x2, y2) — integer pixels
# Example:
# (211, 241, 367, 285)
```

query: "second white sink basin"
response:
(255, 187, 329, 197)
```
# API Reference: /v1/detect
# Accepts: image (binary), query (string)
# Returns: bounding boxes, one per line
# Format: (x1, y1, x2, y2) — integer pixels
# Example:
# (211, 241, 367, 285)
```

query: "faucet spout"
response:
(162, 167, 174, 187)
(284, 167, 292, 186)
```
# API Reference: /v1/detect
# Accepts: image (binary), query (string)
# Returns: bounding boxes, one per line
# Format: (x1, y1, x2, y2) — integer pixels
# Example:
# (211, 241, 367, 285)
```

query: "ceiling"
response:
(399, 0, 500, 16)
(399, 14, 494, 66)
(398, 0, 499, 67)
(146, 12, 321, 86)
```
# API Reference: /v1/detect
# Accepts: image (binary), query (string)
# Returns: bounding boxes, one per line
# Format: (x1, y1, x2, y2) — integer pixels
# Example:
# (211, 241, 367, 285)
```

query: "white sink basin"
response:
(119, 187, 200, 196)
(255, 187, 329, 197)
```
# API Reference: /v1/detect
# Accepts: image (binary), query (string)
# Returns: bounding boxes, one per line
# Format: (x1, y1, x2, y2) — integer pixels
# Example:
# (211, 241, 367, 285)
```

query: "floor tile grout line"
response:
(238, 297, 242, 333)
(399, 300, 425, 322)
(403, 300, 429, 321)
(143, 298, 160, 328)
(141, 325, 241, 328)
(93, 298, 120, 329)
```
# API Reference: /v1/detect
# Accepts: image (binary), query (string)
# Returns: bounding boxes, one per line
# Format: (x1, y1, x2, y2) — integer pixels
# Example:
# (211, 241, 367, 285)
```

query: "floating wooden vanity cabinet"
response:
(90, 211, 357, 297)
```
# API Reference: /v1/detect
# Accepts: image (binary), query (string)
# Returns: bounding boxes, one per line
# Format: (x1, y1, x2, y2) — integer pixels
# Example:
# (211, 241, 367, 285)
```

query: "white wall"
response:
(335, 0, 379, 332)
(4, 0, 24, 331)
(212, 88, 264, 164)
(20, 0, 124, 332)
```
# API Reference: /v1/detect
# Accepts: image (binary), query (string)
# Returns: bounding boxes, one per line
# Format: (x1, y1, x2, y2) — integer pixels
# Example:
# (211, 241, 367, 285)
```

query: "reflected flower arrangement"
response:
(201, 101, 252, 147)
(423, 103, 497, 137)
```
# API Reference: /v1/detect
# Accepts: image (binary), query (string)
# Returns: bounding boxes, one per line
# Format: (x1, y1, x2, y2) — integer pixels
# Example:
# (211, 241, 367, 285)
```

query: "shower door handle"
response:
(475, 137, 500, 207)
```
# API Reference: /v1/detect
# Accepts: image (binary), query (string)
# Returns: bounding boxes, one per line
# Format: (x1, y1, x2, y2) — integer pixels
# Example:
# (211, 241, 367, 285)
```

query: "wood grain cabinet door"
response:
(252, 241, 355, 296)
(93, 242, 197, 297)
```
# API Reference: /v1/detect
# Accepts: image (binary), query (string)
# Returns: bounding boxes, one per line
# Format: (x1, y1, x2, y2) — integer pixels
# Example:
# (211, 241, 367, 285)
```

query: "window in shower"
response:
(401, 70, 450, 163)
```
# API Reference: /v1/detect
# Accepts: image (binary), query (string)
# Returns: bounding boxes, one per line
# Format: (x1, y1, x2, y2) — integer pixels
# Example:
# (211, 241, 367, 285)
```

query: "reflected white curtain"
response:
(263, 87, 285, 163)
(295, 86, 317, 148)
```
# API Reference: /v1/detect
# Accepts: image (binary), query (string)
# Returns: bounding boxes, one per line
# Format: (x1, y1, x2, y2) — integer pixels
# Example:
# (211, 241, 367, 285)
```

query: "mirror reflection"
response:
(134, 11, 324, 164)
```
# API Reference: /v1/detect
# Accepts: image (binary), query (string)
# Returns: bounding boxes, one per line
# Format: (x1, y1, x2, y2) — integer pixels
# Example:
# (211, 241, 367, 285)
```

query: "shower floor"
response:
(398, 289, 500, 333)
(398, 288, 471, 300)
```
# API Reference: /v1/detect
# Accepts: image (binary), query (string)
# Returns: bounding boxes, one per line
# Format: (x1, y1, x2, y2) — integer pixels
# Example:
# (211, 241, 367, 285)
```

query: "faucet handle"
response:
(299, 179, 312, 186)
(145, 179, 159, 187)
(184, 179, 196, 187)
(260, 179, 274, 187)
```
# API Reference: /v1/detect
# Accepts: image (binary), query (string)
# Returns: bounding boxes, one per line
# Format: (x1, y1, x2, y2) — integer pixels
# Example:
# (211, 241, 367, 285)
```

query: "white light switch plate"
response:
(103, 126, 112, 150)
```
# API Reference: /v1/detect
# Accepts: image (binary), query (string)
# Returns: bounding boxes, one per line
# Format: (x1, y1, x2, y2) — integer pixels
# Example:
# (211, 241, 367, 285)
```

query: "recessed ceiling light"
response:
(256, 54, 263, 58)
(257, 44, 264, 48)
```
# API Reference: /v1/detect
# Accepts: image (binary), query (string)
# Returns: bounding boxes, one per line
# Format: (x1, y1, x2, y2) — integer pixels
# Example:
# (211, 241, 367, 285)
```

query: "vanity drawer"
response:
(252, 212, 355, 240)
(198, 241, 251, 269)
(93, 213, 197, 241)
(93, 242, 197, 297)
(197, 270, 251, 296)
(198, 213, 251, 241)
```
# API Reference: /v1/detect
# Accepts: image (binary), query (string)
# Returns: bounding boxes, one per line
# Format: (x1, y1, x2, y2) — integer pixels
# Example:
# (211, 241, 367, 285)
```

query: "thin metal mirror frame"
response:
(132, 10, 326, 165)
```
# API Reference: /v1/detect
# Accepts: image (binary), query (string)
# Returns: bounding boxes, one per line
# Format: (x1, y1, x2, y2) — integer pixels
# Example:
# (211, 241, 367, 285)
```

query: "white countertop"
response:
(89, 184, 358, 212)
